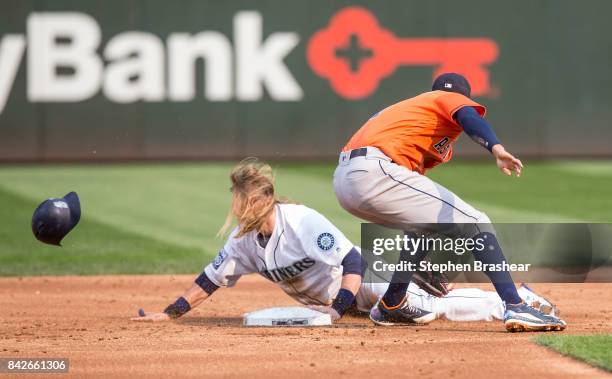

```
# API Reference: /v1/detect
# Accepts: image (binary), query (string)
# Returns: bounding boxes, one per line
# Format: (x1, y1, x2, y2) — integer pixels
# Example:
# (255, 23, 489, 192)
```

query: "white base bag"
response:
(243, 306, 332, 327)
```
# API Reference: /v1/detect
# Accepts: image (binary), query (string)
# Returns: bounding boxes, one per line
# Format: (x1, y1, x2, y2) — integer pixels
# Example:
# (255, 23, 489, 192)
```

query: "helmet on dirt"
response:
(31, 192, 81, 246)
(432, 73, 471, 98)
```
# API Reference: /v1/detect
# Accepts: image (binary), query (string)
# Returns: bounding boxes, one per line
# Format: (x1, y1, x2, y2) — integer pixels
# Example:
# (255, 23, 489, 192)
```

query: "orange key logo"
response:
(307, 7, 499, 99)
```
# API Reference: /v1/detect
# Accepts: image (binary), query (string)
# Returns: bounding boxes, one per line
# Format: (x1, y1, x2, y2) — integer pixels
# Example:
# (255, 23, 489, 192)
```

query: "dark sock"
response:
(472, 232, 522, 305)
(381, 233, 428, 307)
(382, 282, 410, 307)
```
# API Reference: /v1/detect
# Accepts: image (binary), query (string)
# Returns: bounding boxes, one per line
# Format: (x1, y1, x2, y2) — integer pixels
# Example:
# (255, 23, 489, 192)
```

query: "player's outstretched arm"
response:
(454, 106, 523, 177)
(131, 273, 216, 322)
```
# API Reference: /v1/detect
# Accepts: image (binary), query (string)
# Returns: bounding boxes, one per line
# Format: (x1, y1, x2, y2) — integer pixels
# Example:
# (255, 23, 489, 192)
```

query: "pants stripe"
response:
(377, 160, 479, 222)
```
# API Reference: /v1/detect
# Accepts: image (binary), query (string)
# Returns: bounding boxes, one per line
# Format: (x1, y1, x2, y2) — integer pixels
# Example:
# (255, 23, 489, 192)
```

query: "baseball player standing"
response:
(333, 73, 566, 332)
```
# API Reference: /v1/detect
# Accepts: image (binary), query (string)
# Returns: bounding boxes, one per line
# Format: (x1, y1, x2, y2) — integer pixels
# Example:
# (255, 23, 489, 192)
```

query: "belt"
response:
(349, 147, 368, 160)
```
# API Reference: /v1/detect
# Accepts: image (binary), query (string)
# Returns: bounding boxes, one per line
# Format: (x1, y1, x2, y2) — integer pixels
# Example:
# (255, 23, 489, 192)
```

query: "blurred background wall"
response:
(0, 0, 610, 162)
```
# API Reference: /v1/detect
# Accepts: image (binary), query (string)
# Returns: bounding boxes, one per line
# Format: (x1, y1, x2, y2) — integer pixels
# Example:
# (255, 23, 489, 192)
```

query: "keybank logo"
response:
(0, 7, 499, 115)
(0, 11, 302, 115)
(307, 7, 498, 99)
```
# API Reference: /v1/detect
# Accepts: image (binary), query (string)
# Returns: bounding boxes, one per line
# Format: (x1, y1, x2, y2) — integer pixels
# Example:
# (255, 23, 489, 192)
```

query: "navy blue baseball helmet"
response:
(432, 73, 471, 98)
(31, 192, 81, 246)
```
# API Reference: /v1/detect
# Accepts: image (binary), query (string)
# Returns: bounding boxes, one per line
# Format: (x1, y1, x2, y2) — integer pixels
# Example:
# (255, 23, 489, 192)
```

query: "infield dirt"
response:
(1, 276, 610, 378)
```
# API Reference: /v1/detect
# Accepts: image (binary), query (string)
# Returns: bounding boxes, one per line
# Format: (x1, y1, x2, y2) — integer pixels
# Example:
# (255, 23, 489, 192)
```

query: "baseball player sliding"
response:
(132, 159, 557, 324)
(334, 73, 566, 331)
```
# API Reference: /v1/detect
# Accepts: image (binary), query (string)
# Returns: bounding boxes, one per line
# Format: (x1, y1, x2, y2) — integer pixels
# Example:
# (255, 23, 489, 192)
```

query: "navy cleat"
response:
(369, 297, 436, 326)
(504, 302, 566, 332)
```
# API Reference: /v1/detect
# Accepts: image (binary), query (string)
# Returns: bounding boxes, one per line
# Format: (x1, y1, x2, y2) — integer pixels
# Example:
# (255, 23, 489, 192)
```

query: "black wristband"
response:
(341, 247, 365, 276)
(195, 271, 220, 295)
(163, 296, 191, 319)
(331, 288, 355, 316)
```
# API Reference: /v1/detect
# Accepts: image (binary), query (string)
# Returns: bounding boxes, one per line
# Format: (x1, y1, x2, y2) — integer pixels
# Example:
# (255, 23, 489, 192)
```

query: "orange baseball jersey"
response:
(343, 90, 486, 174)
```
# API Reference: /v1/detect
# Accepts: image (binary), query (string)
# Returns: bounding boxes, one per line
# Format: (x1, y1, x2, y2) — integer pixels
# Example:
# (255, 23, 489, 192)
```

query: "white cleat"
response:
(517, 283, 559, 317)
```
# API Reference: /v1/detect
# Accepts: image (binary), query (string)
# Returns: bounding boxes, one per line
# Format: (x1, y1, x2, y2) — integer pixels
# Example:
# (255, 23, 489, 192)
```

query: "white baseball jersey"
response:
(204, 203, 355, 305)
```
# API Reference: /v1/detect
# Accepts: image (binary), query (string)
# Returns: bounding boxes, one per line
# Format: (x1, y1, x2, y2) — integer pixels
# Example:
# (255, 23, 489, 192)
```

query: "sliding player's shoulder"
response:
(278, 203, 329, 225)
(278, 203, 317, 220)
(222, 226, 255, 255)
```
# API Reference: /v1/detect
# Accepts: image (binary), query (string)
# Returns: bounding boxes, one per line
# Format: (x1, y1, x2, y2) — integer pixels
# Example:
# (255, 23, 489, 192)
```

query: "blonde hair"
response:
(219, 158, 281, 238)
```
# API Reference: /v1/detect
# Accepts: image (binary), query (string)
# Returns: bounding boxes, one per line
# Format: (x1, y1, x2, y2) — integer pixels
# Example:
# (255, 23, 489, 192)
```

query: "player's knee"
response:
(477, 211, 491, 224)
(475, 212, 498, 237)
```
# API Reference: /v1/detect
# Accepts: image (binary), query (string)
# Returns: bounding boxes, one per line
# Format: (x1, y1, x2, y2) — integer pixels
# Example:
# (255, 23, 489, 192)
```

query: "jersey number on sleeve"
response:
(433, 137, 451, 157)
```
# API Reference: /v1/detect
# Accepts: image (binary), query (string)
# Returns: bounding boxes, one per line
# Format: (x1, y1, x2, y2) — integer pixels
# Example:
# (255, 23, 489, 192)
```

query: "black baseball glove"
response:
(411, 261, 453, 297)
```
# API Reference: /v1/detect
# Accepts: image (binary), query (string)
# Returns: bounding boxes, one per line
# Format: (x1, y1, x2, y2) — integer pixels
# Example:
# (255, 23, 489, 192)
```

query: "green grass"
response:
(0, 187, 206, 275)
(0, 160, 611, 275)
(534, 334, 612, 372)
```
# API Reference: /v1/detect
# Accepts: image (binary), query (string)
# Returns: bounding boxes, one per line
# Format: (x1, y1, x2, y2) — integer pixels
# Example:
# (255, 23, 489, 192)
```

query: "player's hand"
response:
(308, 305, 341, 322)
(492, 144, 523, 177)
(130, 309, 171, 322)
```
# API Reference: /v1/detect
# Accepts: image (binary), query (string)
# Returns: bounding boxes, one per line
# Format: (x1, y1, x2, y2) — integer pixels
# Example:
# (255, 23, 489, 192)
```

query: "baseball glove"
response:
(411, 260, 454, 297)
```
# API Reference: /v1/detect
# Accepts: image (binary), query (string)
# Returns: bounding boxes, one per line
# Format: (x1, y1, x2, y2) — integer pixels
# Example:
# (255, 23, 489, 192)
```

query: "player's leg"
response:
(407, 284, 504, 321)
(357, 282, 557, 322)
(355, 281, 389, 313)
(357, 279, 504, 321)
(408, 284, 561, 322)
(356, 266, 436, 324)
(370, 231, 439, 325)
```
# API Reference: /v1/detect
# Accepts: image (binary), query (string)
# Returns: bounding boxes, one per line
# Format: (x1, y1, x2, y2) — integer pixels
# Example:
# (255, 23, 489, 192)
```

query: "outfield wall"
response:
(0, 1, 610, 161)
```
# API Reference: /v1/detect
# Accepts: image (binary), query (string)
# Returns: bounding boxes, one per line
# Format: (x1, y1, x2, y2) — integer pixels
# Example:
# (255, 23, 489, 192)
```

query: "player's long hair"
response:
(219, 158, 288, 238)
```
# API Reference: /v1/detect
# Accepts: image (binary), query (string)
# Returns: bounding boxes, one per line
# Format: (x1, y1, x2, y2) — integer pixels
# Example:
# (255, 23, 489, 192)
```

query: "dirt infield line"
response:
(1, 276, 610, 378)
